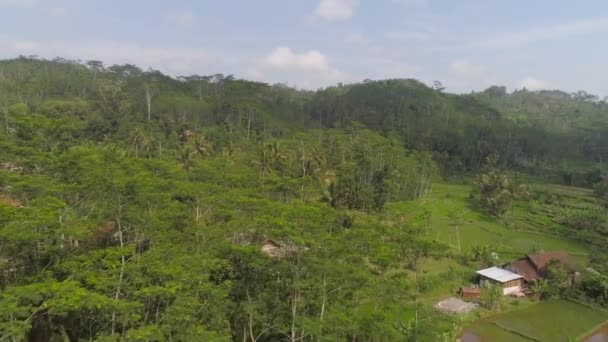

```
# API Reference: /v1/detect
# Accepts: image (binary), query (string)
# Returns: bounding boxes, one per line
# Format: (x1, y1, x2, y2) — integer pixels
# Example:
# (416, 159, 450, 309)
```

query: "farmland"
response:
(463, 300, 608, 341)
(385, 183, 591, 262)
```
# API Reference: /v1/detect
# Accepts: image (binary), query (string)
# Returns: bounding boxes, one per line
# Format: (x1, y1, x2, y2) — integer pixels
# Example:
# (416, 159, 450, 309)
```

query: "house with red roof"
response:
(505, 251, 575, 285)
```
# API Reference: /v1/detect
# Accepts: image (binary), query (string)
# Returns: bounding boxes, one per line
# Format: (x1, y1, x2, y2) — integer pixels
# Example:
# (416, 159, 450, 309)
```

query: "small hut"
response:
(260, 239, 305, 259)
(476, 266, 524, 295)
(459, 287, 482, 299)
(261, 239, 281, 257)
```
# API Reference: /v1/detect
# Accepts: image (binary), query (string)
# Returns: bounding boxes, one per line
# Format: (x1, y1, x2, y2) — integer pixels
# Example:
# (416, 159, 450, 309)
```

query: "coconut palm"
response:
(193, 135, 213, 157)
(179, 145, 195, 171)
(129, 127, 145, 157)
(255, 141, 288, 176)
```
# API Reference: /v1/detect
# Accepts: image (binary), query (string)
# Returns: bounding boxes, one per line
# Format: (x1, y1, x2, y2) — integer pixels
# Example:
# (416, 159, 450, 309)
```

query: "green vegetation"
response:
(0, 56, 608, 340)
(465, 300, 608, 341)
(385, 183, 589, 259)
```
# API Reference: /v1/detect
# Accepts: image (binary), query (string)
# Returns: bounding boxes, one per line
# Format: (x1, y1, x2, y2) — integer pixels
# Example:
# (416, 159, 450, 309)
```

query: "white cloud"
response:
(167, 11, 195, 27)
(265, 47, 330, 71)
(344, 33, 368, 45)
(519, 77, 551, 90)
(315, 0, 357, 21)
(0, 35, 220, 76)
(431, 17, 608, 53)
(259, 47, 345, 87)
(482, 17, 608, 49)
(449, 60, 485, 74)
(0, 36, 346, 88)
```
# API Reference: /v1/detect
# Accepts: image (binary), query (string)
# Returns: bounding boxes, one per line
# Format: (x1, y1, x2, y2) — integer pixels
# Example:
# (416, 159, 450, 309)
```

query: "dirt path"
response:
(583, 324, 608, 342)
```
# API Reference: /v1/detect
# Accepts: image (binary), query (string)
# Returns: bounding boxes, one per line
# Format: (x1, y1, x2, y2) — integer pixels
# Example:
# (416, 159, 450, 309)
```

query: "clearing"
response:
(384, 183, 590, 262)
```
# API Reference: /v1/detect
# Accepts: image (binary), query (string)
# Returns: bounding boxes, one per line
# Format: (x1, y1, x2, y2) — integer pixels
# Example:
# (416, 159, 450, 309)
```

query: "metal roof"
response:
(476, 266, 523, 283)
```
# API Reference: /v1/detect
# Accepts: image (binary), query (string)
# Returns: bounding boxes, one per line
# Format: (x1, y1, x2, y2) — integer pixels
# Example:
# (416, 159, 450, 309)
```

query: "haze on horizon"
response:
(0, 0, 606, 95)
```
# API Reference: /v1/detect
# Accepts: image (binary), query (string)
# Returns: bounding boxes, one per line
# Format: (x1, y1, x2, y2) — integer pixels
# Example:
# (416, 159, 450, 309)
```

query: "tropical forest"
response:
(2, 56, 608, 341)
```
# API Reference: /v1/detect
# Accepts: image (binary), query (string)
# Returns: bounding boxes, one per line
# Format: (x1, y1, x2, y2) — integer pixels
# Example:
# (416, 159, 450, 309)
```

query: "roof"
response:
(460, 287, 482, 294)
(528, 251, 574, 272)
(476, 266, 523, 283)
(261, 239, 280, 247)
(506, 259, 540, 282)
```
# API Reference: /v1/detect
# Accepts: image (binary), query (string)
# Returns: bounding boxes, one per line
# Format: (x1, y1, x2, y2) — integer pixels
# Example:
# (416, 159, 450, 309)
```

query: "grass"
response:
(464, 300, 608, 342)
(384, 183, 590, 263)
(381, 182, 599, 340)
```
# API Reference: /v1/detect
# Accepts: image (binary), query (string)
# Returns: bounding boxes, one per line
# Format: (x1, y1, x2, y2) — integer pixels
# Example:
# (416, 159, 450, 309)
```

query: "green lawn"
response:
(464, 300, 608, 342)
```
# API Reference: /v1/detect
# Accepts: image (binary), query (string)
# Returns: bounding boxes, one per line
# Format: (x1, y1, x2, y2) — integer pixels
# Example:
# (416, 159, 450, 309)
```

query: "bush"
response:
(8, 103, 28, 116)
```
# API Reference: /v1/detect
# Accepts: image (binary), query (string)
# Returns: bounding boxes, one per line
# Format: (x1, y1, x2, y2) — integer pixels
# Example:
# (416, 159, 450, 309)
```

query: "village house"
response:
(471, 251, 577, 297)
(476, 266, 524, 295)
(260, 239, 306, 259)
(505, 251, 576, 285)
(260, 239, 281, 257)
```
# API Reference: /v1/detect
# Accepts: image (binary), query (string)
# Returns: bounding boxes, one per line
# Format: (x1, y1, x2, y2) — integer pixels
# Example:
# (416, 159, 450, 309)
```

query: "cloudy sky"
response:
(1, 0, 607, 94)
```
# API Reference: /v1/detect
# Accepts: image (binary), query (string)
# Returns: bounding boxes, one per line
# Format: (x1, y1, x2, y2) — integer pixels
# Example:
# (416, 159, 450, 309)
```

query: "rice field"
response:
(462, 300, 608, 342)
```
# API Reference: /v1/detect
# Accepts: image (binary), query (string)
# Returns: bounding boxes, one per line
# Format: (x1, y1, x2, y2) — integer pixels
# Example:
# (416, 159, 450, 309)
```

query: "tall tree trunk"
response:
(247, 112, 254, 140)
(145, 86, 152, 121)
(111, 206, 126, 335)
(290, 288, 299, 342)
(4, 106, 8, 135)
(300, 141, 307, 200)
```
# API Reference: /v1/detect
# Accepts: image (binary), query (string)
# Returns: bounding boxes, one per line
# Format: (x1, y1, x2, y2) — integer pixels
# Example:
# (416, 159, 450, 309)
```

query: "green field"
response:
(385, 183, 590, 262)
(387, 183, 600, 340)
(464, 300, 608, 341)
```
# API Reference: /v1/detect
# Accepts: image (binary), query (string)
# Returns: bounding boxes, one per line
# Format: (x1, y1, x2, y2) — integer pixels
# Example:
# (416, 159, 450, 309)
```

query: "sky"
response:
(0, 0, 607, 95)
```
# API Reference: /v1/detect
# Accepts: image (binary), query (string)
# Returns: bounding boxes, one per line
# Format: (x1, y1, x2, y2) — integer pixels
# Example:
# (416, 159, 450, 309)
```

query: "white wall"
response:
(502, 285, 521, 295)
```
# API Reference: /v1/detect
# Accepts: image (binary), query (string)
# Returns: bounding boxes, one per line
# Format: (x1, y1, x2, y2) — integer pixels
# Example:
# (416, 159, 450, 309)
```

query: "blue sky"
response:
(0, 0, 607, 94)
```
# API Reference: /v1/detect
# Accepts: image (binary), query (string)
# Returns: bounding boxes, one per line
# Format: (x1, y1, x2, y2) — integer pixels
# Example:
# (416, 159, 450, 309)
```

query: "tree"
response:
(192, 134, 213, 158)
(544, 259, 569, 297)
(593, 178, 608, 206)
(483, 284, 503, 311)
(471, 245, 495, 267)
(472, 163, 528, 217)
(483, 85, 507, 99)
(530, 279, 548, 301)
(255, 141, 288, 177)
(581, 274, 608, 307)
(432, 81, 445, 92)
(179, 145, 195, 171)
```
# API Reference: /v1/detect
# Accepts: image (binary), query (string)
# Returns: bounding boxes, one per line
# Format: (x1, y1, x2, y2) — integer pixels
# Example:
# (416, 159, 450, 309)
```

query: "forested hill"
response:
(1, 56, 608, 340)
(1, 57, 607, 184)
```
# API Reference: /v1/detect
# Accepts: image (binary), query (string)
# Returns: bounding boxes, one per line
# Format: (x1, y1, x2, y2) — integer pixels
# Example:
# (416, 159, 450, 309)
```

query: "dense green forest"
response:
(1, 56, 608, 341)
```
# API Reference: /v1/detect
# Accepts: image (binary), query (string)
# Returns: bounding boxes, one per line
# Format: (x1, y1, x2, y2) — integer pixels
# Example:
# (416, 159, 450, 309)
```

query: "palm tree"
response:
(129, 127, 145, 157)
(306, 146, 328, 177)
(193, 135, 213, 157)
(255, 141, 288, 177)
(531, 278, 548, 301)
(474, 169, 527, 217)
(179, 145, 195, 171)
(483, 284, 504, 311)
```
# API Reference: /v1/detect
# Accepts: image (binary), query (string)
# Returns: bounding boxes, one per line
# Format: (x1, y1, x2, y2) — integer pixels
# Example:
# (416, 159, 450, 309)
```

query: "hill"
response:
(1, 57, 608, 341)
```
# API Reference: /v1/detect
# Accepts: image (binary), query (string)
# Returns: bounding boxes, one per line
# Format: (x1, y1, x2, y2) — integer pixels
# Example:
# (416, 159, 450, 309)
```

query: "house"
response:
(505, 251, 575, 285)
(260, 238, 307, 259)
(476, 266, 524, 295)
(261, 239, 281, 257)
